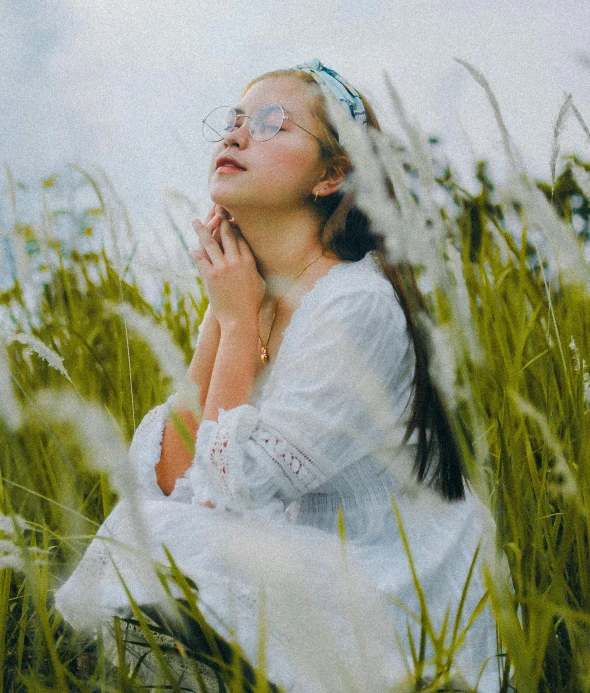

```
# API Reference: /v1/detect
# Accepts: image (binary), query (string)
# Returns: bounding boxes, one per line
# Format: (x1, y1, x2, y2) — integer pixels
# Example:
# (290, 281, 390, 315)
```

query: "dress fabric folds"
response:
(55, 253, 501, 692)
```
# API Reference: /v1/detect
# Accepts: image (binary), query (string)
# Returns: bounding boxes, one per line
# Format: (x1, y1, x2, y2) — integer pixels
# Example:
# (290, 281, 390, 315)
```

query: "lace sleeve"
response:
(127, 396, 175, 499)
(190, 407, 330, 511)
(188, 287, 415, 512)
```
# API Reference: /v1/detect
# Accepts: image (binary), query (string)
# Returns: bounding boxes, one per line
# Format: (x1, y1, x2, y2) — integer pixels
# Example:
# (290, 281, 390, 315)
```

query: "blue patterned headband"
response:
(295, 59, 368, 130)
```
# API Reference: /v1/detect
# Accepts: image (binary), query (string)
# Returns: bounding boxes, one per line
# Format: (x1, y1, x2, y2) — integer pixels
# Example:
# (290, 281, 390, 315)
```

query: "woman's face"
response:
(207, 76, 325, 214)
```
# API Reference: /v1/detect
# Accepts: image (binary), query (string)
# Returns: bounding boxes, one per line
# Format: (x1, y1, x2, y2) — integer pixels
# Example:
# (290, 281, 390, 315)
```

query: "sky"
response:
(1, 0, 589, 226)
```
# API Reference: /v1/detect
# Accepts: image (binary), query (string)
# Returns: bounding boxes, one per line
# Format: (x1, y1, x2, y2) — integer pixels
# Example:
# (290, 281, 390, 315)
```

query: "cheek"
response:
(267, 147, 319, 186)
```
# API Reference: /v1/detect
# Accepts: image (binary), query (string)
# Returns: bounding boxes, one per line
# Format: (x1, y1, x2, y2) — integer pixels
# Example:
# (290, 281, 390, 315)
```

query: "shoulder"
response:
(303, 252, 406, 330)
(281, 253, 411, 364)
(316, 252, 394, 301)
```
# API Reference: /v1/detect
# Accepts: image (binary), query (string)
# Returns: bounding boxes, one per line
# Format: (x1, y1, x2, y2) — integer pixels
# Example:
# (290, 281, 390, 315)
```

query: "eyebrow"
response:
(233, 104, 295, 118)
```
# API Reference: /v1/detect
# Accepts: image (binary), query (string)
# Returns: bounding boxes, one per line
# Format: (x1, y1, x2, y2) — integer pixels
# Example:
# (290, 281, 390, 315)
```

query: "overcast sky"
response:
(1, 0, 589, 223)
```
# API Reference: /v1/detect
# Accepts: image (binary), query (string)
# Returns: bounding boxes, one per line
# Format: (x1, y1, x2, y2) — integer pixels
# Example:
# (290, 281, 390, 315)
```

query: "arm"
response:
(195, 213, 265, 424)
(156, 213, 264, 496)
(155, 306, 220, 496)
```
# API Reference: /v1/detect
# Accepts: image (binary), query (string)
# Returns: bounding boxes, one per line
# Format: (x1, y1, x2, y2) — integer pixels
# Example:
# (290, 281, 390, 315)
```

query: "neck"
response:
(223, 204, 334, 284)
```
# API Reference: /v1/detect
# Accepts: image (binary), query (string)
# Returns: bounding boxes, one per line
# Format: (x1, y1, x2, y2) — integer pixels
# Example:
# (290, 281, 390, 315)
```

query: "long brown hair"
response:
(245, 69, 465, 501)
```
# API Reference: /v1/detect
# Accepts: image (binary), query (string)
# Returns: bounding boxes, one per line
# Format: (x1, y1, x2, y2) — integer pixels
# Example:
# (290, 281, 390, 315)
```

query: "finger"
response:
(219, 218, 240, 259)
(215, 204, 230, 219)
(194, 222, 225, 263)
(204, 205, 216, 225)
(232, 226, 253, 257)
(190, 250, 211, 281)
(192, 213, 221, 237)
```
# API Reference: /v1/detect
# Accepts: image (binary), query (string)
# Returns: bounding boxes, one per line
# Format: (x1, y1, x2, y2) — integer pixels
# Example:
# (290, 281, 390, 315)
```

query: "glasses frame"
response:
(202, 103, 322, 144)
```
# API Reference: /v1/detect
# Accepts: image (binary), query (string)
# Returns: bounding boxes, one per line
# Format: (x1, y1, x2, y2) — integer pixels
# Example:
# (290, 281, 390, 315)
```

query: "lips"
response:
(216, 156, 246, 171)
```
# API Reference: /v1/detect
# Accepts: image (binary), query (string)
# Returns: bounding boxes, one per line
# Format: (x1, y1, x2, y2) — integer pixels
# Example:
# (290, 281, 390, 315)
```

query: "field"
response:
(1, 83, 590, 691)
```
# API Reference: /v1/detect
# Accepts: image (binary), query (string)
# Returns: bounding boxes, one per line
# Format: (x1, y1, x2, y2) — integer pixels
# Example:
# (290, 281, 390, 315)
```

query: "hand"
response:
(191, 214, 265, 327)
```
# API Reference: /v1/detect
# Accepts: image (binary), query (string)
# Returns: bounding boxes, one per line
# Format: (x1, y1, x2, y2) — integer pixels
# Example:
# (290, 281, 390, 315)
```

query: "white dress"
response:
(55, 253, 501, 693)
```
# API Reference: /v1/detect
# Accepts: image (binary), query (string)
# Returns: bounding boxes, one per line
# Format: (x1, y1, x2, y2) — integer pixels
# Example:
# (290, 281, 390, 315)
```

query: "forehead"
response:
(238, 77, 315, 119)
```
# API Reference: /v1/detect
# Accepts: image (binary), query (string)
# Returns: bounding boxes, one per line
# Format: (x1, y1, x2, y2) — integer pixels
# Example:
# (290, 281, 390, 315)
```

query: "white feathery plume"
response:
(201, 515, 407, 693)
(9, 222, 32, 290)
(1, 329, 73, 385)
(35, 391, 135, 498)
(0, 514, 42, 571)
(570, 336, 583, 372)
(367, 127, 446, 283)
(381, 74, 434, 183)
(34, 391, 164, 622)
(572, 163, 590, 200)
(444, 241, 482, 362)
(426, 321, 458, 412)
(550, 94, 572, 190)
(569, 337, 590, 410)
(505, 175, 588, 284)
(324, 89, 447, 294)
(0, 343, 22, 430)
(106, 302, 198, 413)
(0, 543, 24, 571)
(0, 513, 29, 534)
(454, 58, 525, 175)
(570, 100, 590, 142)
(322, 91, 400, 232)
(511, 392, 578, 502)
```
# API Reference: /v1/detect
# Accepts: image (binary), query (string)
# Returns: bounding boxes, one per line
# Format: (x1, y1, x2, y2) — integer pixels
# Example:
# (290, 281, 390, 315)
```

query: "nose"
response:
(222, 114, 251, 147)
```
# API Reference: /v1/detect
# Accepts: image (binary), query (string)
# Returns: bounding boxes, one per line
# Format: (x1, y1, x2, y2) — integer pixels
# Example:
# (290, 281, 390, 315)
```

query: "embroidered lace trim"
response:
(207, 419, 327, 501)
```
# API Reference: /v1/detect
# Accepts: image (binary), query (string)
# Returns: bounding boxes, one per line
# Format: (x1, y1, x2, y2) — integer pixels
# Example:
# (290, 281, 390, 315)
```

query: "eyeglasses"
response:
(202, 103, 321, 143)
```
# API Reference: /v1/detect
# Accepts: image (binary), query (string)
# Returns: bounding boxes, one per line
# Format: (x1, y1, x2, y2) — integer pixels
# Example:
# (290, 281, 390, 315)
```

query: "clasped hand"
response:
(190, 205, 265, 325)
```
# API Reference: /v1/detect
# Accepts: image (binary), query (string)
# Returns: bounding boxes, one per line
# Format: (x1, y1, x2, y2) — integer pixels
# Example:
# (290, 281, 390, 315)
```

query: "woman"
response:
(56, 60, 500, 692)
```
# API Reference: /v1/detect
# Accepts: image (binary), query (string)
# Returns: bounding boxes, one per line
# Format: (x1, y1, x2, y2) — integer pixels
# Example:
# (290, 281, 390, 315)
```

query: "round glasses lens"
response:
(202, 107, 236, 142)
(250, 103, 284, 141)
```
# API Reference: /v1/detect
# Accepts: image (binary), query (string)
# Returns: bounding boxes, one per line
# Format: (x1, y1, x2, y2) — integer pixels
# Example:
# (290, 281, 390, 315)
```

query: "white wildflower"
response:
(0, 328, 73, 385)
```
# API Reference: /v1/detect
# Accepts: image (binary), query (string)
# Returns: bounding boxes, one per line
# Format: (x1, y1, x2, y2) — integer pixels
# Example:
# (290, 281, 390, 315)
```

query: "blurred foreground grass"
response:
(1, 145, 590, 692)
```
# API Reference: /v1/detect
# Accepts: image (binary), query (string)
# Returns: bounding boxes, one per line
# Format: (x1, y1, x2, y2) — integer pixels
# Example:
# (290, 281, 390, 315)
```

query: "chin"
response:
(209, 185, 253, 213)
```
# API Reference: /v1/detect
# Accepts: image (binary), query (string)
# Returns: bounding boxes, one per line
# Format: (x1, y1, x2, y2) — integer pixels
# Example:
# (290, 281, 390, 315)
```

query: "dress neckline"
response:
(251, 253, 379, 402)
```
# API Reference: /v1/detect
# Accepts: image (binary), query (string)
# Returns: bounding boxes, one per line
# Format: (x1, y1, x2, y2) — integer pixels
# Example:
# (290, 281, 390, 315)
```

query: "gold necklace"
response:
(260, 251, 324, 365)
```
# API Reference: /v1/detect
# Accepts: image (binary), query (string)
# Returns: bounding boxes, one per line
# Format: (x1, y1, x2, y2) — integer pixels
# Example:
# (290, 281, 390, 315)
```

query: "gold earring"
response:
(314, 189, 320, 203)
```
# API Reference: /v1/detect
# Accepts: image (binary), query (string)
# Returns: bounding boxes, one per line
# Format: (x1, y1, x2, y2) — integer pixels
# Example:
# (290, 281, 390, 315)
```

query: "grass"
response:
(1, 98, 590, 689)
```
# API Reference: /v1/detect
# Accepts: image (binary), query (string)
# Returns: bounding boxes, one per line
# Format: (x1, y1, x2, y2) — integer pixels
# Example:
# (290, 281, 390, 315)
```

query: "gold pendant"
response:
(260, 347, 268, 364)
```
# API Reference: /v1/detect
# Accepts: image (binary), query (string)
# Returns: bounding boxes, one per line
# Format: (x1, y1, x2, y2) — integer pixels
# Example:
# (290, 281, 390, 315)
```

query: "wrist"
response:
(218, 314, 259, 336)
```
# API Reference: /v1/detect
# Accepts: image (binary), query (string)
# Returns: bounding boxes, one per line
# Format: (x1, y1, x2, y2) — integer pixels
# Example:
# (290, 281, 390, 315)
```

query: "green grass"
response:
(1, 134, 590, 690)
